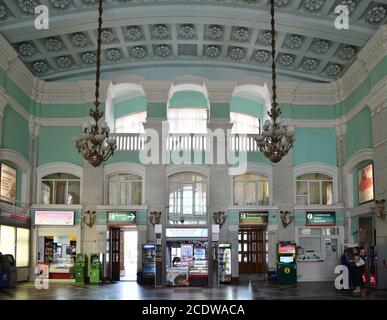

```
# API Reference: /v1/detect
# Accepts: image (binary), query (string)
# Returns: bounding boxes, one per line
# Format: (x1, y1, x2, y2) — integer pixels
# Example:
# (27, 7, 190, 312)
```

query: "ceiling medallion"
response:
(279, 54, 294, 67)
(286, 35, 303, 49)
(179, 24, 195, 39)
(126, 26, 142, 41)
(72, 33, 89, 47)
(229, 47, 245, 60)
(75, 0, 117, 168)
(19, 43, 36, 57)
(311, 39, 330, 54)
(152, 24, 169, 40)
(33, 61, 49, 74)
(82, 52, 96, 65)
(254, 0, 295, 163)
(326, 64, 342, 78)
(366, 6, 386, 25)
(45, 38, 64, 52)
(302, 58, 318, 71)
(254, 50, 270, 63)
(131, 46, 147, 59)
(57, 56, 73, 69)
(261, 31, 273, 45)
(338, 46, 356, 60)
(232, 27, 249, 42)
(0, 5, 7, 19)
(304, 0, 325, 12)
(156, 45, 171, 58)
(18, 0, 40, 14)
(340, 0, 356, 13)
(205, 46, 220, 58)
(106, 49, 121, 62)
(274, 0, 289, 7)
(101, 29, 114, 44)
(206, 25, 223, 41)
(50, 0, 70, 9)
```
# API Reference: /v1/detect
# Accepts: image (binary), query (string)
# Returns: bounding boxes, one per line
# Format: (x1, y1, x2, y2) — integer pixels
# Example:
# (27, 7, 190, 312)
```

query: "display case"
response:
(44, 237, 54, 264)
(142, 244, 156, 285)
(218, 243, 232, 284)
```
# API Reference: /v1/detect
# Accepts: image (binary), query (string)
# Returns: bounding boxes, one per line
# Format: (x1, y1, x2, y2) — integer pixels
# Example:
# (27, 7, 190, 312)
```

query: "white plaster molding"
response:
(167, 83, 210, 109)
(1, 91, 30, 121)
(30, 204, 84, 211)
(348, 204, 374, 218)
(166, 164, 210, 177)
(367, 75, 387, 117)
(286, 119, 339, 128)
(0, 92, 8, 113)
(0, 148, 30, 173)
(293, 162, 339, 204)
(227, 205, 279, 211)
(343, 148, 373, 173)
(96, 205, 148, 211)
(293, 204, 345, 211)
(36, 162, 84, 205)
(232, 84, 271, 110)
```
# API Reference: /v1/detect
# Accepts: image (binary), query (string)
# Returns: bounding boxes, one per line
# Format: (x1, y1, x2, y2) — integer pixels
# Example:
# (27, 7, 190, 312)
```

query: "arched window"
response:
(296, 173, 333, 205)
(115, 111, 146, 134)
(41, 173, 80, 205)
(168, 108, 208, 134)
(108, 173, 142, 205)
(230, 112, 260, 134)
(168, 173, 207, 224)
(233, 173, 269, 206)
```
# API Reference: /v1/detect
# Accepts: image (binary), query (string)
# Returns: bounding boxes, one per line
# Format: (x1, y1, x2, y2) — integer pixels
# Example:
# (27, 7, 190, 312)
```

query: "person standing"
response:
(353, 254, 365, 293)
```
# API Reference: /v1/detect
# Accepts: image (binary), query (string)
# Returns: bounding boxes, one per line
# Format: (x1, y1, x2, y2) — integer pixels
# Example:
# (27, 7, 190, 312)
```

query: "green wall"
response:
(38, 127, 83, 166)
(210, 103, 230, 119)
(169, 91, 208, 108)
(230, 96, 264, 118)
(114, 96, 147, 118)
(345, 107, 372, 161)
(147, 103, 166, 118)
(293, 128, 337, 166)
(2, 105, 30, 160)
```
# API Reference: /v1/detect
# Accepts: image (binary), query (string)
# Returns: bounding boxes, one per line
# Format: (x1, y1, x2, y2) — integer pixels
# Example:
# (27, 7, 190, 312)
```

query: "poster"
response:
(35, 211, 75, 226)
(358, 163, 374, 204)
(0, 163, 17, 203)
(166, 268, 189, 286)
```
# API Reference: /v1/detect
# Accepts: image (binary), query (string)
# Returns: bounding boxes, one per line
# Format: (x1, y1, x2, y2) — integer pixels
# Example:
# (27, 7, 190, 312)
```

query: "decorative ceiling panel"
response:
(0, 0, 385, 82)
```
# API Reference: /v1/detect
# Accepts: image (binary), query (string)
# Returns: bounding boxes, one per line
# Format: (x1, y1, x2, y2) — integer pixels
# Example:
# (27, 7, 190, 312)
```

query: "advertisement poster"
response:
(35, 211, 75, 226)
(358, 163, 374, 204)
(0, 163, 17, 203)
(166, 268, 189, 287)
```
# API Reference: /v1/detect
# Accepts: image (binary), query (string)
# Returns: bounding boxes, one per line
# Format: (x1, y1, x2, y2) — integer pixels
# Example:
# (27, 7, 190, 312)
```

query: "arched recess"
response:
(293, 162, 339, 204)
(36, 162, 83, 204)
(343, 148, 374, 209)
(105, 82, 147, 132)
(104, 162, 146, 205)
(229, 163, 273, 206)
(0, 148, 31, 206)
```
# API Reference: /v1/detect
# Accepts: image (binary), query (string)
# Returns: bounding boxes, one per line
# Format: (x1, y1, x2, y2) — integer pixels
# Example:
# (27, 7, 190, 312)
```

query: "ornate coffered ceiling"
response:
(0, 0, 385, 82)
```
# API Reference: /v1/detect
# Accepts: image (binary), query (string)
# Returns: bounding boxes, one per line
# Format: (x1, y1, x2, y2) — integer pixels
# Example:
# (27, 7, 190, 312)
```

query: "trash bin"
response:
(0, 253, 17, 288)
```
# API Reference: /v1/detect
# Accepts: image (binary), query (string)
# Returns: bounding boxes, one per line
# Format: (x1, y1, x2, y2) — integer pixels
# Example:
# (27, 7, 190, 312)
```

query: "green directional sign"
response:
(107, 212, 136, 224)
(305, 212, 336, 226)
(239, 212, 268, 225)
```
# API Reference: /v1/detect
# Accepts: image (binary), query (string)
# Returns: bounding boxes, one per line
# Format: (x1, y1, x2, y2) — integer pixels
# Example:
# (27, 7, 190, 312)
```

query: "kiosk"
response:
(75, 254, 88, 284)
(89, 254, 102, 284)
(142, 244, 156, 285)
(277, 242, 297, 285)
(218, 243, 232, 284)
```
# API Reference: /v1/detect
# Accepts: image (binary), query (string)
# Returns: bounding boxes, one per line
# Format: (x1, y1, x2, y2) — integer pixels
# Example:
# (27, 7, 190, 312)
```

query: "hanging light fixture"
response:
(254, 0, 295, 163)
(74, 0, 117, 167)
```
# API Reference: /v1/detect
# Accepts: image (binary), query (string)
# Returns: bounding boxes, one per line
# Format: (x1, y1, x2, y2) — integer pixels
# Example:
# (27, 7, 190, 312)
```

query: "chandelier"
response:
(254, 0, 295, 163)
(74, 0, 117, 167)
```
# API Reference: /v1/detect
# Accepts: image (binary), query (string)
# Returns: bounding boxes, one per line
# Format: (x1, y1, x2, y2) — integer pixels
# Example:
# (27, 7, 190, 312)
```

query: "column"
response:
(28, 121, 40, 205)
(0, 92, 8, 147)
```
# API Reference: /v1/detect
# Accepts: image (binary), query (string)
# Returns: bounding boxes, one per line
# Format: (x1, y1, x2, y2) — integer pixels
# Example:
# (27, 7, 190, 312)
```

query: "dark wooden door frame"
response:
(110, 227, 121, 281)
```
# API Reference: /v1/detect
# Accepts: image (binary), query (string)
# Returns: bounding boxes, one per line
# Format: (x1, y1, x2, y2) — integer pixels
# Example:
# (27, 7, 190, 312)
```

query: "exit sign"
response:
(107, 212, 136, 225)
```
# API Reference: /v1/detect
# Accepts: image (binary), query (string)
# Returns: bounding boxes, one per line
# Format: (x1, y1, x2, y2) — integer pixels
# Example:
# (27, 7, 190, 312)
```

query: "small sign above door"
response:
(107, 212, 136, 225)
(305, 212, 336, 226)
(239, 212, 268, 225)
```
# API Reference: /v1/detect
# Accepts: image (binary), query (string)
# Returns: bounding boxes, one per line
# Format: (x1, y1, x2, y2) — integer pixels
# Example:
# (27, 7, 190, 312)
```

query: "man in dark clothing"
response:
(340, 250, 349, 268)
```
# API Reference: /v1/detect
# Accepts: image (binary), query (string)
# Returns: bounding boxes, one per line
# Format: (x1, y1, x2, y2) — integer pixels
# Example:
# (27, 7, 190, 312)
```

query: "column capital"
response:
(29, 119, 41, 139)
(368, 79, 387, 118)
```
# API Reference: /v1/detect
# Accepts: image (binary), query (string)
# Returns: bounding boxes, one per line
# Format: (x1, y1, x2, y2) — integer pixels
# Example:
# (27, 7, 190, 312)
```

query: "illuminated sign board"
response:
(35, 211, 75, 226)
(278, 243, 296, 254)
(165, 228, 208, 238)
(107, 212, 136, 224)
(305, 212, 336, 226)
(0, 163, 17, 203)
(239, 212, 268, 225)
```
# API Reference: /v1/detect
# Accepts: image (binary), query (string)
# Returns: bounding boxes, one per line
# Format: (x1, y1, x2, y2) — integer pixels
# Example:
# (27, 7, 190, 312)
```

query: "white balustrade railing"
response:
(111, 133, 260, 152)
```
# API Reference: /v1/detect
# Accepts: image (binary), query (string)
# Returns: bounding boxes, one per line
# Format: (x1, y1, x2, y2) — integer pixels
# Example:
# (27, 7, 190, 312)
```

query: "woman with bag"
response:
(353, 254, 365, 293)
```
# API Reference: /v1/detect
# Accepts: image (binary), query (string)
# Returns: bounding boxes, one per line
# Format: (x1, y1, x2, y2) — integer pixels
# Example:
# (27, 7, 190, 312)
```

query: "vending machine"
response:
(276, 242, 297, 285)
(142, 244, 156, 285)
(218, 244, 232, 284)
(89, 253, 102, 284)
(75, 254, 88, 284)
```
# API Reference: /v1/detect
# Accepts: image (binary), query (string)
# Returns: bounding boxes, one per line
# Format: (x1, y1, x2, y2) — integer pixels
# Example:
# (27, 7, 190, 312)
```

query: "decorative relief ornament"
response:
(131, 46, 147, 59)
(304, 0, 324, 12)
(106, 49, 121, 61)
(50, 0, 70, 9)
(274, 0, 289, 7)
(366, 6, 386, 24)
(72, 33, 89, 47)
(152, 24, 169, 40)
(205, 46, 220, 58)
(45, 38, 64, 52)
(302, 58, 318, 71)
(206, 25, 223, 41)
(18, 0, 40, 14)
(33, 61, 48, 74)
(0, 5, 7, 19)
(232, 27, 249, 42)
(126, 26, 142, 41)
(311, 39, 330, 54)
(286, 35, 303, 49)
(155, 45, 171, 58)
(57, 56, 73, 69)
(337, 46, 356, 60)
(229, 47, 245, 60)
(179, 24, 195, 39)
(254, 50, 270, 63)
(19, 43, 36, 57)
(101, 29, 114, 44)
(261, 31, 273, 45)
(82, 52, 96, 65)
(279, 54, 294, 67)
(340, 0, 356, 13)
(326, 64, 342, 78)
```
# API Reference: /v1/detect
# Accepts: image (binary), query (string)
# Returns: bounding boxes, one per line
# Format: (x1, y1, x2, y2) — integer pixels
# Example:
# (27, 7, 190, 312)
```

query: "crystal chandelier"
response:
(254, 0, 295, 163)
(74, 0, 117, 167)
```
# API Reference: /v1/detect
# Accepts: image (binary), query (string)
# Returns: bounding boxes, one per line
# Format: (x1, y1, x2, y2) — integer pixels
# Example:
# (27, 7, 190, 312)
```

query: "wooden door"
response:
(110, 228, 121, 281)
(238, 227, 266, 275)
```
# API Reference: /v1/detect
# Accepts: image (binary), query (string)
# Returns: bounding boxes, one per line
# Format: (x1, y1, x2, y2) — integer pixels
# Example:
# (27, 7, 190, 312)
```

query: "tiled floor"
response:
(1, 280, 387, 300)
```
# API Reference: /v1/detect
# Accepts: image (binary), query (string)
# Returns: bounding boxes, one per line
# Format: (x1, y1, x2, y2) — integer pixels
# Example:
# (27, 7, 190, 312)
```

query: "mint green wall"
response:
(2, 105, 30, 160)
(345, 107, 372, 160)
(114, 96, 147, 118)
(147, 103, 166, 118)
(105, 151, 141, 164)
(295, 211, 344, 227)
(38, 127, 83, 166)
(290, 104, 338, 120)
(293, 128, 337, 166)
(230, 96, 263, 118)
(3, 77, 31, 114)
(210, 103, 230, 118)
(169, 91, 207, 108)
(38, 103, 90, 118)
